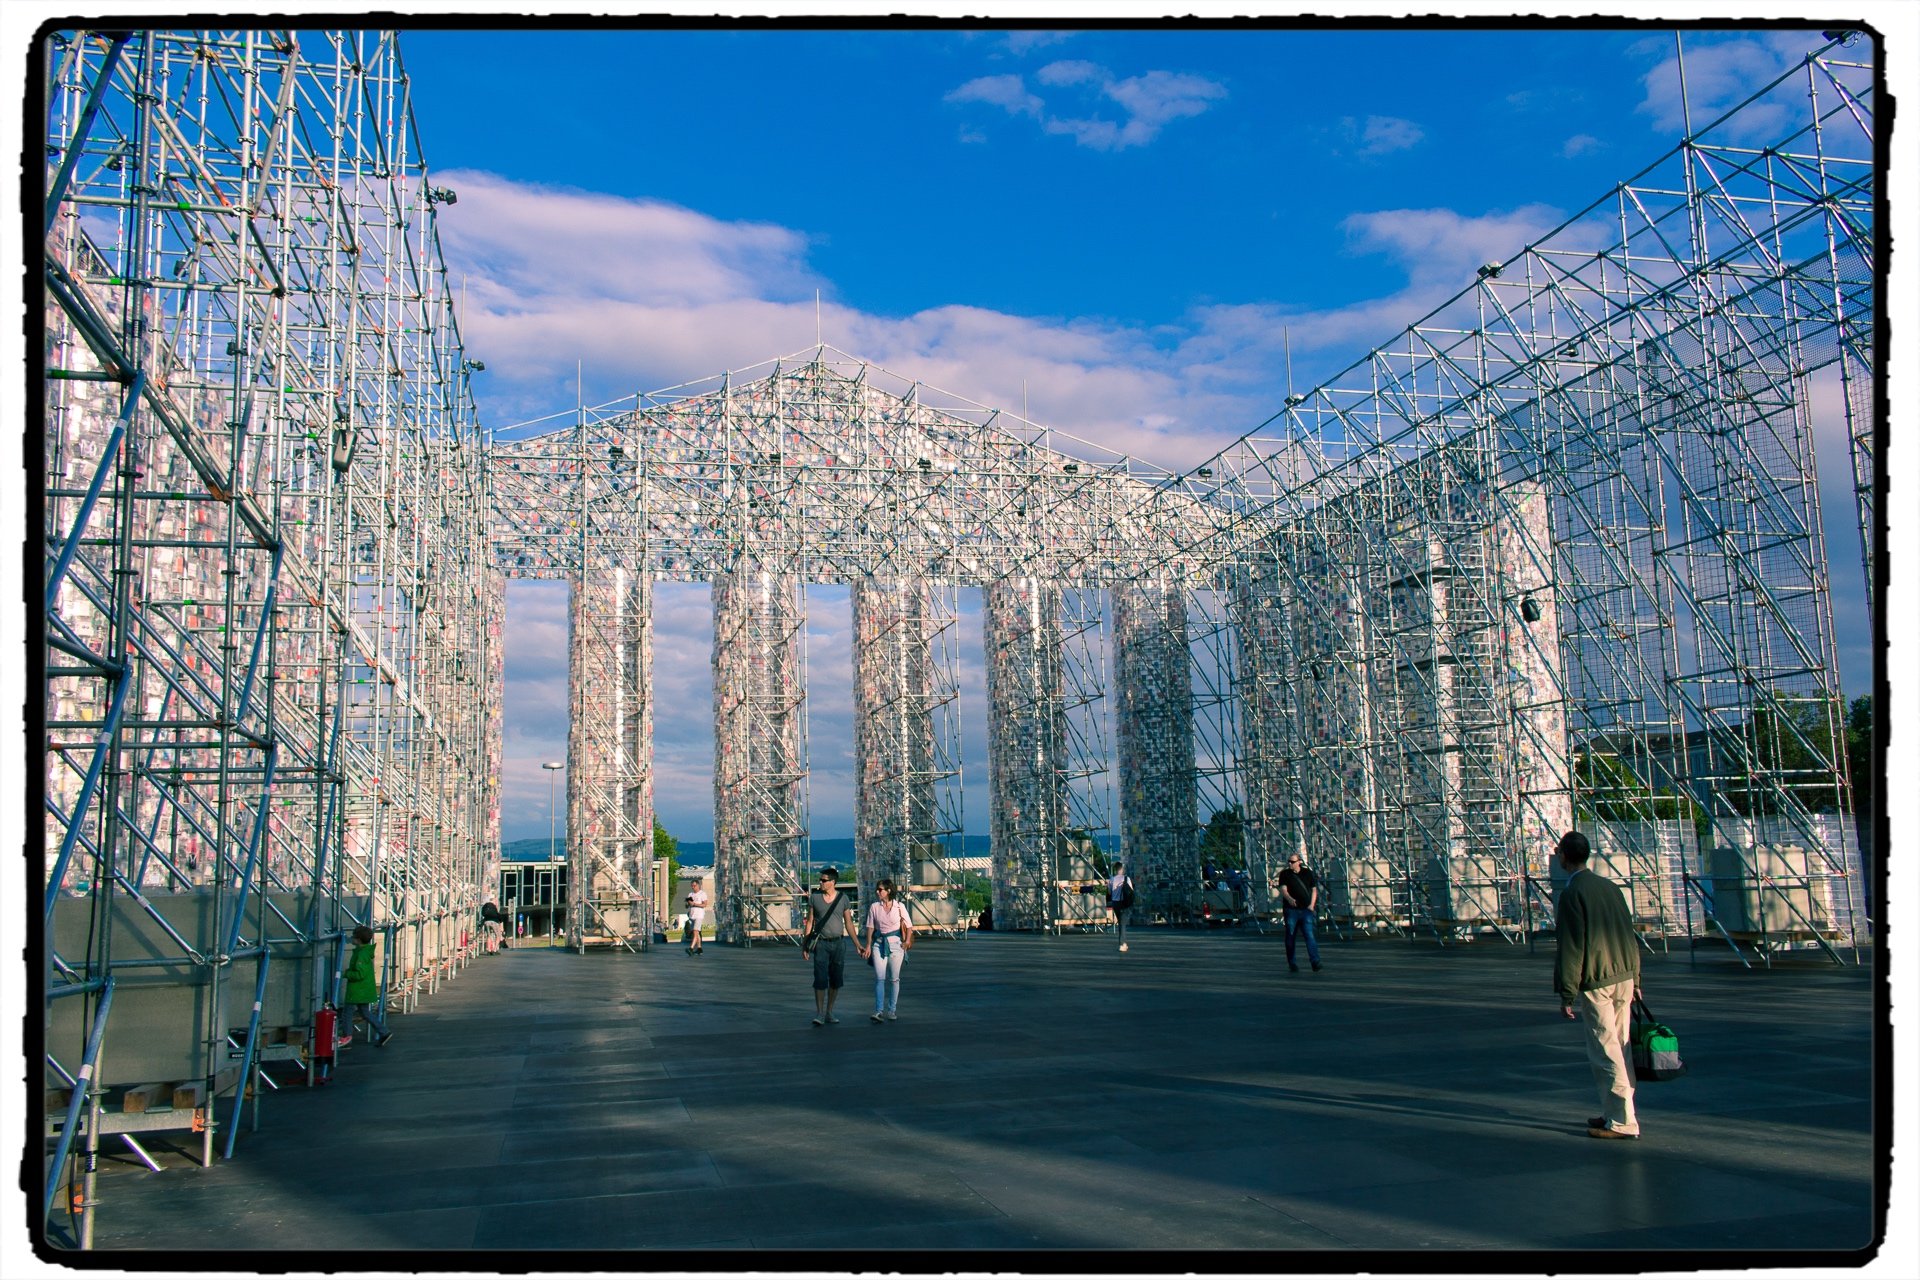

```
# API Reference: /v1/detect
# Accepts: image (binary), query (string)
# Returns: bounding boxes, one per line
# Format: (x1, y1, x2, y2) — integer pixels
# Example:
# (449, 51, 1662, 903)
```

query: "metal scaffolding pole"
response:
(41, 26, 494, 1244)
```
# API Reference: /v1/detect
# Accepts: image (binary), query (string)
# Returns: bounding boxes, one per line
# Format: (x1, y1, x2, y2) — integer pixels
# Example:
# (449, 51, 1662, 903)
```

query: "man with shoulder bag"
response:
(1552, 830, 1643, 1140)
(802, 867, 856, 1027)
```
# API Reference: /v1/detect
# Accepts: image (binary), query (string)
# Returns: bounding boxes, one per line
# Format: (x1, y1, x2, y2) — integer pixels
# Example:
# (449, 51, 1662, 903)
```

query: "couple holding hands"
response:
(802, 867, 914, 1026)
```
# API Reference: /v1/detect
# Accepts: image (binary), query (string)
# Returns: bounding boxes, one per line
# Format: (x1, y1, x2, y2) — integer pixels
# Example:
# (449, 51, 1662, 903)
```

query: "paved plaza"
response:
(50, 928, 1880, 1265)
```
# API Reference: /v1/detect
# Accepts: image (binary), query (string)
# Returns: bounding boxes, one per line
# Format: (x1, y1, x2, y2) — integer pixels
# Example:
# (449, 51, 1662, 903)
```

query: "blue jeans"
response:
(1284, 908, 1319, 967)
(349, 1001, 388, 1039)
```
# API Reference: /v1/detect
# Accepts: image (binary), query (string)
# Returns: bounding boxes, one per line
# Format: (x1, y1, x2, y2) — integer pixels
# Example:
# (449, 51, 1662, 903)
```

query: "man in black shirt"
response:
(1275, 854, 1322, 973)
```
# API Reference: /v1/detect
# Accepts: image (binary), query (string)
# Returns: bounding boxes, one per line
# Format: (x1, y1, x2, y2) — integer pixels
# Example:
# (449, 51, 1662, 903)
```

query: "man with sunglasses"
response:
(1275, 853, 1321, 973)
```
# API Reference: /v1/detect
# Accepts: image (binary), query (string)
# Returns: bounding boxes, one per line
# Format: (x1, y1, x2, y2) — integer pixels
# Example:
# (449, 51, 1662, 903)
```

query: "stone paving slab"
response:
(39, 929, 1883, 1267)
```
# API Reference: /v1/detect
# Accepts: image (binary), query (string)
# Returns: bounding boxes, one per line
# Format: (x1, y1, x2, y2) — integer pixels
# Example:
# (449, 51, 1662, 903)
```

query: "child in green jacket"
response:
(344, 925, 393, 1046)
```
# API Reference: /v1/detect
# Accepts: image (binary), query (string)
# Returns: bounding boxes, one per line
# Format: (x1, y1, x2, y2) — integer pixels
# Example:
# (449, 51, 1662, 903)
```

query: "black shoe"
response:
(1311, 962, 1323, 972)
(375, 1031, 393, 1047)
(1587, 1125, 1639, 1140)
(1587, 1116, 1608, 1131)
(1288, 964, 1299, 972)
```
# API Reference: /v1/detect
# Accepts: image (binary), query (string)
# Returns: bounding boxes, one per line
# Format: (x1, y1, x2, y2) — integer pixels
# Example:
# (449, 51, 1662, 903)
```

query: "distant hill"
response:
(503, 833, 1007, 866)
(676, 836, 1000, 868)
(501, 837, 563, 862)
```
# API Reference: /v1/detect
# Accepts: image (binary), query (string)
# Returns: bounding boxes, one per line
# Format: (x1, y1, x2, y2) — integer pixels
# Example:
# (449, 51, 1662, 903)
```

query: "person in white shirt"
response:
(685, 877, 708, 955)
(859, 878, 914, 1022)
(1107, 861, 1136, 953)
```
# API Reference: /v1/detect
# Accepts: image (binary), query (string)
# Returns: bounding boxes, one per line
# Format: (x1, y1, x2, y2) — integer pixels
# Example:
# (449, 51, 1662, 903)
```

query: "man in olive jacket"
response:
(1553, 830, 1641, 1139)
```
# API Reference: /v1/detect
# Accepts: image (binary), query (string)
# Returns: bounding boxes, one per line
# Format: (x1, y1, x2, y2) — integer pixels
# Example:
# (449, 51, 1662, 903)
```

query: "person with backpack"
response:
(802, 867, 856, 1026)
(1107, 861, 1136, 953)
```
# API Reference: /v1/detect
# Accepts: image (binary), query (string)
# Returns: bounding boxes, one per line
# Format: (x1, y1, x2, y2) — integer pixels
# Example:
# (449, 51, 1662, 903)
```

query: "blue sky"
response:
(396, 24, 1879, 843)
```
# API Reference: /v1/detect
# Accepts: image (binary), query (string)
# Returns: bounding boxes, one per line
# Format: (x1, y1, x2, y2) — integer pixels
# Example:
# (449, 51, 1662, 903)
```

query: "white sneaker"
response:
(1119, 943, 1129, 952)
(885, 1011, 897, 1021)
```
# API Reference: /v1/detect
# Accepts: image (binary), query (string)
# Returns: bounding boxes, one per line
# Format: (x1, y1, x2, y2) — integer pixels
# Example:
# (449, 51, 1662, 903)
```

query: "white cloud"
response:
(1342, 204, 1565, 288)
(461, 176, 1597, 839)
(449, 172, 1574, 466)
(1562, 133, 1603, 158)
(946, 61, 1226, 152)
(1325, 114, 1426, 160)
(1003, 30, 1075, 57)
(1359, 115, 1424, 156)
(1634, 31, 1818, 140)
(1035, 59, 1103, 88)
(945, 73, 1043, 118)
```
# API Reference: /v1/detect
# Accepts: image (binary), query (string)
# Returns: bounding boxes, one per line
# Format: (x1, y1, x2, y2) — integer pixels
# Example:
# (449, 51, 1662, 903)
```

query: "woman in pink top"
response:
(859, 878, 914, 1022)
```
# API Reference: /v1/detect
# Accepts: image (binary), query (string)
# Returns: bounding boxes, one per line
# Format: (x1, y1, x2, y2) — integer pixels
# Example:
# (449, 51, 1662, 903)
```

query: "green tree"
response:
(960, 870, 991, 916)
(654, 818, 681, 883)
(1846, 693, 1873, 830)
(1572, 750, 1692, 822)
(1740, 697, 1847, 815)
(1198, 807, 1245, 870)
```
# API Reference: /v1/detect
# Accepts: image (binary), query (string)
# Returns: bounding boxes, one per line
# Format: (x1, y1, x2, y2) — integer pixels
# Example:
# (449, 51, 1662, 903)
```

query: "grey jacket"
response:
(1553, 868, 1640, 1005)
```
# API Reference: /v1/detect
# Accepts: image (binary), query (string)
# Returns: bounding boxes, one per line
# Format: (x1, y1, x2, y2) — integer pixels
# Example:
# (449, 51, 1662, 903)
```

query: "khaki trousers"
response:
(1579, 978, 1639, 1134)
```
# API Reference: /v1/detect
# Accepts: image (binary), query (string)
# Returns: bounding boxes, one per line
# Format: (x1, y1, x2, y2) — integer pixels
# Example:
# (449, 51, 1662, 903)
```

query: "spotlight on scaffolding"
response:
(463, 359, 485, 372)
(330, 426, 353, 475)
(1520, 595, 1543, 623)
(1476, 261, 1503, 280)
(426, 185, 458, 205)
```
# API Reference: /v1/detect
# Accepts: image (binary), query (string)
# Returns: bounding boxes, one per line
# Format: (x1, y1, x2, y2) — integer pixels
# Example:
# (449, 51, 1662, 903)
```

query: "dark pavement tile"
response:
(62, 937, 1880, 1261)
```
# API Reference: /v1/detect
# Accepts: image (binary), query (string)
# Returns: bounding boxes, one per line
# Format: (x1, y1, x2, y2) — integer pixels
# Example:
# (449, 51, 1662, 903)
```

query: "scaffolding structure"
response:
(1182, 35, 1874, 956)
(485, 33, 1874, 964)
(39, 28, 495, 1245)
(39, 22, 1879, 1249)
(489, 357, 1191, 937)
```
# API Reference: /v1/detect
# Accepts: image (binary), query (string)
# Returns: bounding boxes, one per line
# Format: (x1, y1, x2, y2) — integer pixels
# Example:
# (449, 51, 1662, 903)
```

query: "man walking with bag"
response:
(803, 867, 856, 1027)
(1553, 830, 1642, 1140)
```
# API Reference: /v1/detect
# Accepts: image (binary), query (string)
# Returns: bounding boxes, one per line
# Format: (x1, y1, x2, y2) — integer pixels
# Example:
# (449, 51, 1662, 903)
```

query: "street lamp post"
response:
(543, 762, 564, 942)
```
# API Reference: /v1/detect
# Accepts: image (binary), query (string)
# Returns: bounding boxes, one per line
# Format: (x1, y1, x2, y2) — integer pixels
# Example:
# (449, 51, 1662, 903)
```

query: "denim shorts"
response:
(811, 935, 847, 990)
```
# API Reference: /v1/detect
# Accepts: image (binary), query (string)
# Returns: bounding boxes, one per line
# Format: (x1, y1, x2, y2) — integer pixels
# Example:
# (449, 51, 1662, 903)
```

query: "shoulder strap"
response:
(804, 889, 845, 945)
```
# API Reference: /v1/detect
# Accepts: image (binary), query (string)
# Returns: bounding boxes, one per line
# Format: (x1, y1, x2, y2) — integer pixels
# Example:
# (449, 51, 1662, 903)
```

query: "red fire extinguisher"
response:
(313, 1005, 338, 1082)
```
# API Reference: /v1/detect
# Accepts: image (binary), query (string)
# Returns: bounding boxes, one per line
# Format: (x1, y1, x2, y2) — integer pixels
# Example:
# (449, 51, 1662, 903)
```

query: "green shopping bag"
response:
(1630, 995, 1687, 1081)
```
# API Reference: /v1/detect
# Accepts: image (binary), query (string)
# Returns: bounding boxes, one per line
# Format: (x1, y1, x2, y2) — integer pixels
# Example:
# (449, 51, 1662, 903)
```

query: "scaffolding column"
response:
(566, 567, 652, 951)
(711, 569, 807, 944)
(1111, 579, 1196, 917)
(984, 575, 1067, 931)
